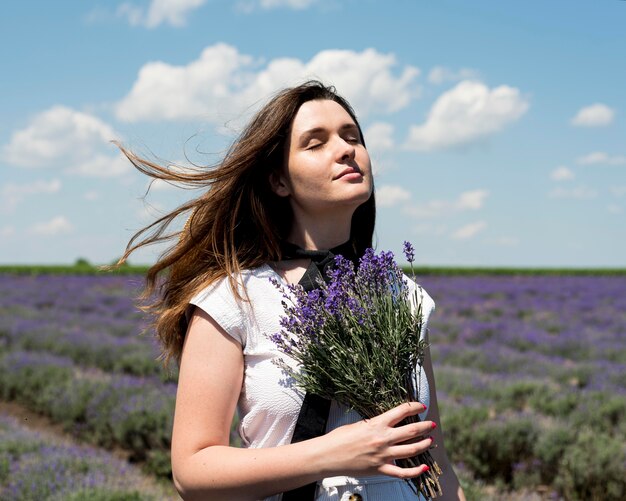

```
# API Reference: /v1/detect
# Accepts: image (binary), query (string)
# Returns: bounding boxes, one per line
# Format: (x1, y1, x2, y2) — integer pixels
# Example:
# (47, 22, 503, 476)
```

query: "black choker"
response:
(279, 241, 359, 290)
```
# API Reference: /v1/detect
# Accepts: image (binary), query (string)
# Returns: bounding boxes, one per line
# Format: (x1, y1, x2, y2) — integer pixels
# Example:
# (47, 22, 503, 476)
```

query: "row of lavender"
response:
(418, 274, 626, 500)
(0, 411, 178, 501)
(0, 273, 625, 500)
(0, 274, 181, 497)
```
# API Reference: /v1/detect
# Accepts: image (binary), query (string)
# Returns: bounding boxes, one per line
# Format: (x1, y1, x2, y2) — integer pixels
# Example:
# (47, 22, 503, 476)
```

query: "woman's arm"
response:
(172, 308, 435, 501)
(421, 345, 467, 501)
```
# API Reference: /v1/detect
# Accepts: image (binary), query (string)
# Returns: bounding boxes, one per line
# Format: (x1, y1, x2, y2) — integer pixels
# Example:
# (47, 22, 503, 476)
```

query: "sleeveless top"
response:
(189, 264, 436, 501)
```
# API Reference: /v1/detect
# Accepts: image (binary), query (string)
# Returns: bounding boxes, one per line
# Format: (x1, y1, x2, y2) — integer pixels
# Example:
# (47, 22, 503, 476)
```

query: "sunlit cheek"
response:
(291, 176, 320, 196)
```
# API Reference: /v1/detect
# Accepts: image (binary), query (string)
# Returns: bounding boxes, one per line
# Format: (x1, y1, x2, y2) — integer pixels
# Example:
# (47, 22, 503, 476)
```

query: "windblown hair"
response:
(116, 80, 376, 367)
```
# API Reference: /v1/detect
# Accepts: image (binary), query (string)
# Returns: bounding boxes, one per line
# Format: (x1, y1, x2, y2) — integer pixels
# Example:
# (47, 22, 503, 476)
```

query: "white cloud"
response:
(116, 3, 143, 24)
(67, 153, 131, 178)
(607, 204, 623, 214)
(451, 221, 487, 240)
(427, 66, 479, 85)
(548, 186, 597, 199)
(117, 0, 207, 28)
(576, 151, 626, 166)
(0, 226, 15, 238)
(262, 0, 316, 7)
(610, 186, 626, 198)
(239, 0, 319, 11)
(2, 106, 128, 177)
(1, 179, 62, 212)
(404, 189, 489, 219)
(115, 44, 420, 122)
(84, 191, 100, 201)
(456, 189, 489, 210)
(404, 80, 528, 151)
(551, 166, 575, 181)
(404, 200, 448, 219)
(3, 106, 118, 168)
(364, 122, 395, 153)
(29, 216, 74, 236)
(571, 103, 615, 127)
(376, 185, 411, 208)
(412, 222, 447, 236)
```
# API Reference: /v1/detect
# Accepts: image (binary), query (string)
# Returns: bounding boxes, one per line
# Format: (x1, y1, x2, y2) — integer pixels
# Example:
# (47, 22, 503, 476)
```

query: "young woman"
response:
(118, 81, 465, 500)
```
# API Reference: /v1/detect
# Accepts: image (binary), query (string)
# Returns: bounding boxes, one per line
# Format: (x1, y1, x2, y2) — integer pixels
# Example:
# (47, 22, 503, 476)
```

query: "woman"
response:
(118, 81, 465, 500)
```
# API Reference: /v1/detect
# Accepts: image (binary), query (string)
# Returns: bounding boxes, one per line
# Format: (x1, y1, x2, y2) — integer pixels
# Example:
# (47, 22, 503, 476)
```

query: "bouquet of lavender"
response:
(270, 243, 442, 499)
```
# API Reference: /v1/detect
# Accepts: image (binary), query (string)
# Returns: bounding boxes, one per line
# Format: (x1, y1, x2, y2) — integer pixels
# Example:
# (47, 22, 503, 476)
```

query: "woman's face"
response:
(272, 99, 373, 218)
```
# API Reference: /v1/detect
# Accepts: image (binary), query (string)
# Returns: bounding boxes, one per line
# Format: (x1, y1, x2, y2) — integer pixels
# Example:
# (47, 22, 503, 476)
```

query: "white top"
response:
(190, 263, 435, 501)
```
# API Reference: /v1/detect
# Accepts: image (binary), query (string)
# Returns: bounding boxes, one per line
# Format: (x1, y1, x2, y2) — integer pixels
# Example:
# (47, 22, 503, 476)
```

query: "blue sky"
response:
(1, 0, 625, 267)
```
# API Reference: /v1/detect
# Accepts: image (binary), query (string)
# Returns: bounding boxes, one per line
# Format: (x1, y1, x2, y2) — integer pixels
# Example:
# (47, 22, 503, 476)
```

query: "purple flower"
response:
(270, 246, 419, 363)
(403, 241, 415, 264)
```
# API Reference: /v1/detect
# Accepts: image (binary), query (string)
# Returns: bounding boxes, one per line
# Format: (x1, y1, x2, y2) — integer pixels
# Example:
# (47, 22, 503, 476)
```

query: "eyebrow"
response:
(298, 123, 359, 145)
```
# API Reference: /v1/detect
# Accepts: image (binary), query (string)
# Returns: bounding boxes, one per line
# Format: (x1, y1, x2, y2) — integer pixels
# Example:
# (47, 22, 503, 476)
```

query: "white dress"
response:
(190, 264, 436, 501)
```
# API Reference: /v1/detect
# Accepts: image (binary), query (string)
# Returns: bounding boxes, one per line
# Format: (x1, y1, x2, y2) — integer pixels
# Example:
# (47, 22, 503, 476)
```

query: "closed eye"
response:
(306, 141, 324, 150)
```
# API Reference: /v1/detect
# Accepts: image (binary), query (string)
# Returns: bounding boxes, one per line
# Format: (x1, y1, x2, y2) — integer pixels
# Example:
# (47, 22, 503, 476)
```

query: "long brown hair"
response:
(117, 80, 376, 366)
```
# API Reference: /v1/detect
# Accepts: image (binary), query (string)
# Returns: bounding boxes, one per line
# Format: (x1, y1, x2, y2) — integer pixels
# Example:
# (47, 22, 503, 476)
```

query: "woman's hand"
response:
(319, 402, 434, 479)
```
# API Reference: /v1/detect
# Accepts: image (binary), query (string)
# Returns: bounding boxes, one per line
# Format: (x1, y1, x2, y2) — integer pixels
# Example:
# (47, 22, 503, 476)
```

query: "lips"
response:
(334, 167, 362, 180)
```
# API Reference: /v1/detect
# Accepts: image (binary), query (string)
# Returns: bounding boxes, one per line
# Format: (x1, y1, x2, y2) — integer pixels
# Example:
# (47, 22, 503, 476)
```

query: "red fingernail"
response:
(423, 465, 430, 473)
(422, 405, 428, 411)
(429, 436, 435, 442)
(431, 422, 437, 429)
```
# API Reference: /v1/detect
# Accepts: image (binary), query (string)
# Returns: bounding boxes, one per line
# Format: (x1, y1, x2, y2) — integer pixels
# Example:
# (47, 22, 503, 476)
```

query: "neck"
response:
(287, 212, 352, 251)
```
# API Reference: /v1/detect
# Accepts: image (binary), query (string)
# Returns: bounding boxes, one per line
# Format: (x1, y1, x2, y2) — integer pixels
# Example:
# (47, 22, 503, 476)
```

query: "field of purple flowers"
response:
(419, 274, 626, 500)
(0, 412, 177, 500)
(0, 273, 625, 500)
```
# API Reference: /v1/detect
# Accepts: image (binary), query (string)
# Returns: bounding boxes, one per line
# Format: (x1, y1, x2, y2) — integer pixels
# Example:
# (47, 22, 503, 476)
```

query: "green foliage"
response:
(440, 406, 489, 464)
(555, 429, 626, 501)
(528, 388, 579, 417)
(0, 356, 73, 409)
(113, 349, 162, 377)
(572, 393, 626, 435)
(446, 411, 539, 485)
(145, 449, 172, 479)
(0, 434, 42, 457)
(455, 466, 492, 501)
(53, 488, 150, 501)
(495, 380, 546, 412)
(0, 264, 150, 275)
(533, 426, 577, 486)
(0, 452, 9, 484)
(110, 391, 173, 460)
(38, 378, 107, 428)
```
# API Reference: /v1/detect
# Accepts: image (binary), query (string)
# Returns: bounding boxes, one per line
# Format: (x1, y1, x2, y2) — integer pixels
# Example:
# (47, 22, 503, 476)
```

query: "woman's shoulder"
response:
(191, 264, 275, 303)
(187, 264, 279, 348)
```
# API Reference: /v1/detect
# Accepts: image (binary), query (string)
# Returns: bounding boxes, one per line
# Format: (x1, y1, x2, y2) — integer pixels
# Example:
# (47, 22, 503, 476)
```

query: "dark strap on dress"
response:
(280, 241, 359, 501)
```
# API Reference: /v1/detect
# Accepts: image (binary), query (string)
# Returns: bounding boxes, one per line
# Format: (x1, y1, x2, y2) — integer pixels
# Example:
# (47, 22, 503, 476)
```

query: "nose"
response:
(337, 136, 356, 162)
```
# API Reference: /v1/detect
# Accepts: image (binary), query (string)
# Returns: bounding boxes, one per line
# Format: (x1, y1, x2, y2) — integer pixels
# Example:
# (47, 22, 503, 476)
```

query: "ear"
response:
(269, 169, 291, 198)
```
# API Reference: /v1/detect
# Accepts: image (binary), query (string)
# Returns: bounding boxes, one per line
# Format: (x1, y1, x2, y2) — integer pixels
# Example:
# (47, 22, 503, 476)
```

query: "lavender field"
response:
(0, 412, 176, 500)
(0, 273, 625, 500)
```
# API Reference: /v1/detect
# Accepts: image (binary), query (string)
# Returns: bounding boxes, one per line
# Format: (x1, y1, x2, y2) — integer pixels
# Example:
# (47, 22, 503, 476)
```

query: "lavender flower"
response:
(270, 246, 442, 498)
(403, 241, 415, 264)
